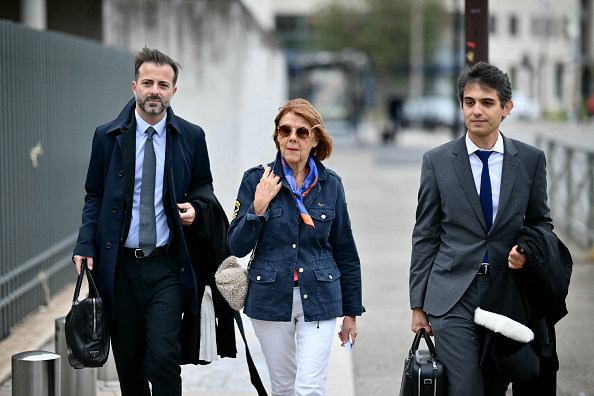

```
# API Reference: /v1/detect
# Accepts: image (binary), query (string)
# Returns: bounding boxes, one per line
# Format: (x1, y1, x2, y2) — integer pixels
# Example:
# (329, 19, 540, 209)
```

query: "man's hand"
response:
(412, 307, 433, 336)
(73, 255, 93, 274)
(508, 245, 526, 269)
(338, 316, 358, 347)
(178, 202, 195, 226)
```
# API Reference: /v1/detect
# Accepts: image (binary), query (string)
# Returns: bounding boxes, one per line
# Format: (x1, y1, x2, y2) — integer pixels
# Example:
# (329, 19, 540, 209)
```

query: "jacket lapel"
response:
(120, 119, 136, 242)
(492, 134, 520, 231)
(451, 136, 488, 231)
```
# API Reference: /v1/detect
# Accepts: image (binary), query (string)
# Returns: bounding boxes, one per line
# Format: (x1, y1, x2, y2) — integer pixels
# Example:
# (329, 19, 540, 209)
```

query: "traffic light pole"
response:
(465, 0, 489, 66)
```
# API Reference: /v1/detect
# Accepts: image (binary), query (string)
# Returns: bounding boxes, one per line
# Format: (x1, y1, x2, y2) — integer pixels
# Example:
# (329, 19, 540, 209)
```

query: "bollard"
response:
(55, 317, 97, 396)
(12, 350, 61, 396)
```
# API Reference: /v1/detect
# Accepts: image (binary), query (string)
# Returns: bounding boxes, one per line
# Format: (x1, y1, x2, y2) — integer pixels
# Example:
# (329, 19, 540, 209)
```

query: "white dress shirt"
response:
(124, 110, 170, 248)
(466, 132, 504, 228)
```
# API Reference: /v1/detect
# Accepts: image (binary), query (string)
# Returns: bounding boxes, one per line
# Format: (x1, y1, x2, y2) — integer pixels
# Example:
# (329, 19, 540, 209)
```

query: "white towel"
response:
(199, 286, 218, 362)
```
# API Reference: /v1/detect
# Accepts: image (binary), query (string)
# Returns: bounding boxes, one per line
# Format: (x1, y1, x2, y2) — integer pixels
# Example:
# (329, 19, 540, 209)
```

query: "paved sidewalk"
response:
(0, 275, 355, 396)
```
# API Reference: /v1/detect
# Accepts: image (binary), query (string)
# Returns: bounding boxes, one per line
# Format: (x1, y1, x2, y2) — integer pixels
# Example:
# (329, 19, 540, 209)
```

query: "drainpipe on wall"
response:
(21, 0, 46, 30)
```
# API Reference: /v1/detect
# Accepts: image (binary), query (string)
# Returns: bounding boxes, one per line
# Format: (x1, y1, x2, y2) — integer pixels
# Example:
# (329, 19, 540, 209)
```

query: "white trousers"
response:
(251, 287, 337, 396)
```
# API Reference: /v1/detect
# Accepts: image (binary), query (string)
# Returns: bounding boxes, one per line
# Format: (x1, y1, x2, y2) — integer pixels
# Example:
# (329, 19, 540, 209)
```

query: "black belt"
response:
(294, 280, 299, 287)
(477, 263, 490, 275)
(123, 245, 168, 259)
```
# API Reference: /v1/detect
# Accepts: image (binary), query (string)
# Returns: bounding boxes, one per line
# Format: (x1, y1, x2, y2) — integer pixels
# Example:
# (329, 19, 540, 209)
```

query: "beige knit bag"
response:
(215, 256, 249, 311)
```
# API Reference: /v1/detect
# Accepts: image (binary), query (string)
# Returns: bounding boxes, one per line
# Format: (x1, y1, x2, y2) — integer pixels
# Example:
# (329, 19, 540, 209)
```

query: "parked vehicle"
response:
(507, 91, 542, 120)
(401, 96, 463, 130)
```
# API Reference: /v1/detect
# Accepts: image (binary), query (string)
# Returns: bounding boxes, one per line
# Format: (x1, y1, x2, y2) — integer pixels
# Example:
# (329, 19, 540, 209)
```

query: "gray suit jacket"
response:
(410, 133, 553, 316)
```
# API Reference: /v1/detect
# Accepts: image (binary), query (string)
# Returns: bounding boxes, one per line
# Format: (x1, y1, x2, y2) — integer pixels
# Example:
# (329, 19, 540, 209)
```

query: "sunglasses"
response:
(277, 124, 312, 139)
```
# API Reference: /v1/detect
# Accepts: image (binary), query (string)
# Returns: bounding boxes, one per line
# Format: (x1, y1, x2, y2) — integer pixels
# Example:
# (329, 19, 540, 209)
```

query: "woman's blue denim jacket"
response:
(227, 152, 365, 322)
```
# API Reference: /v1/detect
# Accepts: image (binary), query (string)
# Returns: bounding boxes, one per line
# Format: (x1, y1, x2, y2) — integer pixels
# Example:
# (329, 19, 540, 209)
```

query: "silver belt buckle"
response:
(134, 249, 145, 259)
(479, 263, 489, 274)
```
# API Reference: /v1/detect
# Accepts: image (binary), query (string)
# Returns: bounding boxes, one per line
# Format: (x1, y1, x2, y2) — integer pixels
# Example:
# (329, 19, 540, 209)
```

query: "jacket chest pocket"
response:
(308, 208, 335, 240)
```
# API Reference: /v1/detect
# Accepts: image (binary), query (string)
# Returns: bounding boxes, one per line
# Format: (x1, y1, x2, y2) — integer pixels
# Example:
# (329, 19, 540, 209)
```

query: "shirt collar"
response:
(465, 131, 504, 156)
(134, 109, 167, 137)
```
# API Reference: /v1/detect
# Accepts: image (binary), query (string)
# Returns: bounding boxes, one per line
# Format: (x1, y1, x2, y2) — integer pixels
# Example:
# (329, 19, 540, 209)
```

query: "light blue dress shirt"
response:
(124, 110, 170, 249)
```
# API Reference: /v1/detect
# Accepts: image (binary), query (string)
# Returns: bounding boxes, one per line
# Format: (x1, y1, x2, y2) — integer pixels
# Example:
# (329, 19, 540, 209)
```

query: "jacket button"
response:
(106, 242, 112, 249)
(112, 207, 118, 213)
(329, 275, 333, 279)
(292, 244, 296, 249)
(473, 264, 479, 270)
(321, 214, 326, 219)
(486, 238, 492, 243)
(118, 170, 124, 177)
(299, 268, 304, 273)
(257, 276, 261, 281)
(303, 294, 308, 299)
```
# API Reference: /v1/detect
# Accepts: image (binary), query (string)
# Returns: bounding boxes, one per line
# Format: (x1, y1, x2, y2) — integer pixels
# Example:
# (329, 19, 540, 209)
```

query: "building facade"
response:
(485, 0, 583, 118)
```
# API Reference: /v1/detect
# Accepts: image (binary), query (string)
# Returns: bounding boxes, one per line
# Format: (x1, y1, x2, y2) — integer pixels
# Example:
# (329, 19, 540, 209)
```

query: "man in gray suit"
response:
(409, 62, 553, 395)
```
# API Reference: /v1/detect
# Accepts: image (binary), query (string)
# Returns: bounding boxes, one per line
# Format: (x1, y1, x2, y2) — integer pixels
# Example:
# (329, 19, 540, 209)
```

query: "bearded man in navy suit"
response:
(73, 47, 213, 395)
(410, 62, 556, 395)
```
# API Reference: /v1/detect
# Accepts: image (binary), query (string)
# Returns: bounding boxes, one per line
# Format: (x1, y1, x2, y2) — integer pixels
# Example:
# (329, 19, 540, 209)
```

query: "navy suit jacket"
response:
(410, 133, 553, 316)
(74, 98, 213, 317)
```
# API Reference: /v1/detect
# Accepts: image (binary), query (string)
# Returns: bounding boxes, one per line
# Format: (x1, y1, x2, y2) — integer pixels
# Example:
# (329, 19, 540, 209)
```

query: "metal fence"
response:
(0, 19, 134, 341)
(536, 132, 594, 248)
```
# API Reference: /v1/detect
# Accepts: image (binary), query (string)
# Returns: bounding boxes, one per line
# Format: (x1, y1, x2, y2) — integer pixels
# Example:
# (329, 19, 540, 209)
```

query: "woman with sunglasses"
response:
(227, 98, 365, 395)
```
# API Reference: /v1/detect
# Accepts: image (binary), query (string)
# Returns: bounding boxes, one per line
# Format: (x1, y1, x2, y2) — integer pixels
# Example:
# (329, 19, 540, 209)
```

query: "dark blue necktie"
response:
(476, 150, 492, 263)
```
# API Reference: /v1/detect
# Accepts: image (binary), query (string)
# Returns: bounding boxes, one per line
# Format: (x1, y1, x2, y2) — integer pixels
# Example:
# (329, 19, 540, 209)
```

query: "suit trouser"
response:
(251, 287, 336, 396)
(110, 253, 184, 396)
(430, 273, 558, 396)
(428, 274, 492, 396)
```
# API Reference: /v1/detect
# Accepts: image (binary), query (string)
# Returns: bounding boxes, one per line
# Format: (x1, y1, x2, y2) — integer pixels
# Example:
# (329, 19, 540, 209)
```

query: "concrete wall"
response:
(102, 0, 287, 213)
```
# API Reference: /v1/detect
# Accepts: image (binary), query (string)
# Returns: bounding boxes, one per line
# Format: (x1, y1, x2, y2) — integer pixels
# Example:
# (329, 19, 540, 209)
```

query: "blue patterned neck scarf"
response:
(280, 155, 318, 228)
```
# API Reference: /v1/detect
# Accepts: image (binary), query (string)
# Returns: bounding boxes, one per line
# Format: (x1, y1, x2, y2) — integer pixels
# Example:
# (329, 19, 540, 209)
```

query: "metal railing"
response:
(536, 133, 594, 248)
(0, 19, 133, 341)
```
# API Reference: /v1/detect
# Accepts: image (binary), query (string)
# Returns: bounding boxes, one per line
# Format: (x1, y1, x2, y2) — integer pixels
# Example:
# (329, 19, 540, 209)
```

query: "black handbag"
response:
(399, 328, 446, 396)
(65, 259, 110, 368)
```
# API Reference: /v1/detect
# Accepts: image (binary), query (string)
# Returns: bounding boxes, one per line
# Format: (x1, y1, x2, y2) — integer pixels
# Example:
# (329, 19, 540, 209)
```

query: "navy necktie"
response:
(139, 126, 157, 256)
(476, 150, 492, 263)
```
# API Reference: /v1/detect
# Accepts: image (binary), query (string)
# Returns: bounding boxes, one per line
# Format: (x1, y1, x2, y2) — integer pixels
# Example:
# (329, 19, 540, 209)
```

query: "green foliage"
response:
(309, 0, 448, 79)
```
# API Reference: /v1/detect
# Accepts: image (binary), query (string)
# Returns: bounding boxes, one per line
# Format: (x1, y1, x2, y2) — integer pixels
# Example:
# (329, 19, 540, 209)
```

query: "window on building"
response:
(546, 18, 554, 37)
(530, 17, 537, 36)
(531, 16, 543, 37)
(0, 0, 20, 23)
(509, 15, 519, 36)
(275, 15, 309, 48)
(509, 66, 518, 90)
(555, 63, 564, 99)
(490, 15, 497, 35)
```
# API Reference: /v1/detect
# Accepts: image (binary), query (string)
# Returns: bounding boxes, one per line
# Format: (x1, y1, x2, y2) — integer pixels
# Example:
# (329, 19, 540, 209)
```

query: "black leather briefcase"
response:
(399, 328, 446, 396)
(65, 260, 110, 368)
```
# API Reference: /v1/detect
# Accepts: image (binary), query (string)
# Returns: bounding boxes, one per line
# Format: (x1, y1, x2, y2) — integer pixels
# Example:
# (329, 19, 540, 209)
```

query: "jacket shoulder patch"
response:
(231, 200, 241, 222)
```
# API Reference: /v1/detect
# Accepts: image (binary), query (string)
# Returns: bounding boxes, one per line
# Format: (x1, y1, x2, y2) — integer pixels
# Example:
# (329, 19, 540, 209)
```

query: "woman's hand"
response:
(253, 166, 282, 216)
(338, 316, 357, 347)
